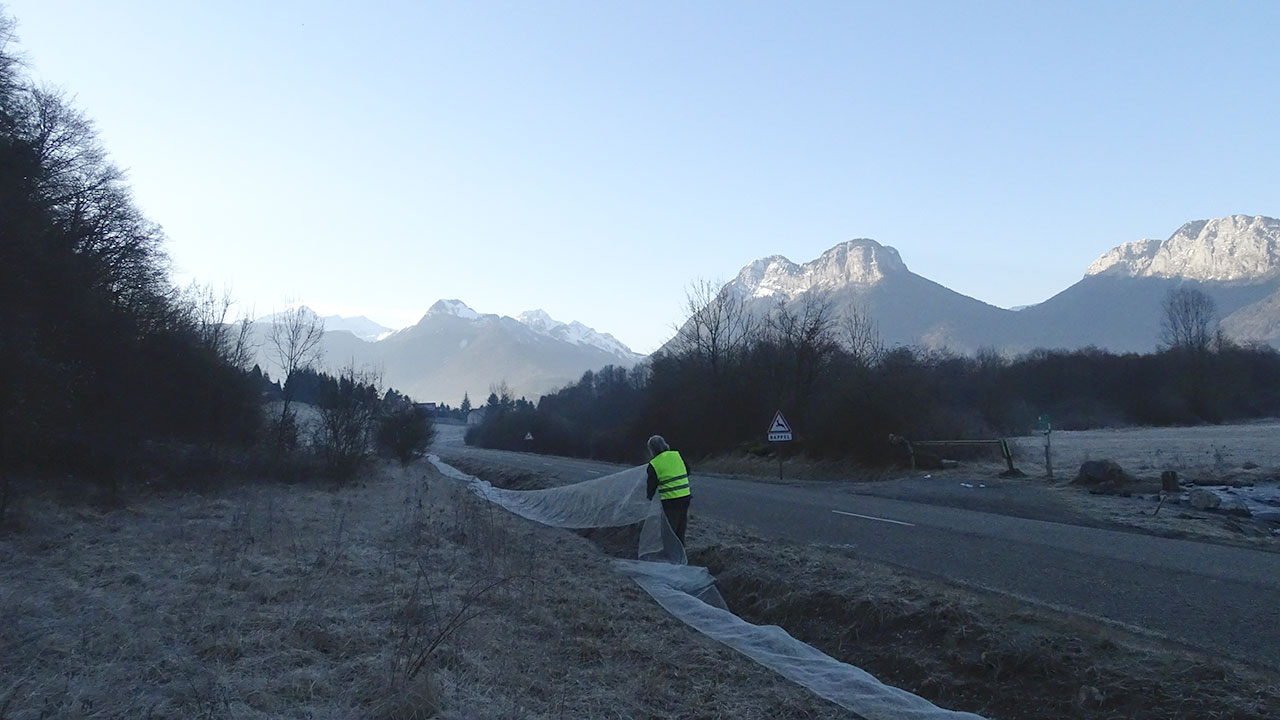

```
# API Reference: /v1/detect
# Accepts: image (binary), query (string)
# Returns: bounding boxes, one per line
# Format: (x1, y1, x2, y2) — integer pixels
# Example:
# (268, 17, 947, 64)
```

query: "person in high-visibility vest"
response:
(645, 435, 691, 544)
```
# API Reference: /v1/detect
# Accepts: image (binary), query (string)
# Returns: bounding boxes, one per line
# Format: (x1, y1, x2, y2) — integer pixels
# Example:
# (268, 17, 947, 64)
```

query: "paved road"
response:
(435, 426, 1280, 670)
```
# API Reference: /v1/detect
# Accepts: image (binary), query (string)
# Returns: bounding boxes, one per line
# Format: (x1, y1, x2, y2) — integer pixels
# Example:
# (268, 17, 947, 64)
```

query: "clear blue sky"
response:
(5, 1, 1277, 353)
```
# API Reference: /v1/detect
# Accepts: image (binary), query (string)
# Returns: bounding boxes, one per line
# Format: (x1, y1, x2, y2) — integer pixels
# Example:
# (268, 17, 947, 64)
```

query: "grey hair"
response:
(647, 435, 669, 457)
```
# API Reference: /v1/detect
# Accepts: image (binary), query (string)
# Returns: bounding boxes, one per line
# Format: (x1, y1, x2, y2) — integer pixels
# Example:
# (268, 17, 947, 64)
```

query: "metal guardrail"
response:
(888, 435, 1021, 476)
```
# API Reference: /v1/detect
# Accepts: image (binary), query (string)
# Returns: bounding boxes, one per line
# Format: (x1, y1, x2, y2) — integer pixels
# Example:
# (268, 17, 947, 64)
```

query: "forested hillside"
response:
(0, 14, 263, 494)
(0, 14, 430, 517)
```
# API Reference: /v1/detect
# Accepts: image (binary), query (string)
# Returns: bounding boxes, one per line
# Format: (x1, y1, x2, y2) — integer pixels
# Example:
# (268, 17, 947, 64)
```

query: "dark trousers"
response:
(662, 495, 691, 544)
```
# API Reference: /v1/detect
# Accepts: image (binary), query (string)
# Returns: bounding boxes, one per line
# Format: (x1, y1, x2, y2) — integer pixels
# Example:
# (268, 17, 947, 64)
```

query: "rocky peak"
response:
(258, 305, 323, 325)
(516, 309, 559, 332)
(1087, 215, 1280, 281)
(1086, 238, 1163, 277)
(811, 239, 907, 286)
(731, 238, 907, 299)
(426, 299, 481, 320)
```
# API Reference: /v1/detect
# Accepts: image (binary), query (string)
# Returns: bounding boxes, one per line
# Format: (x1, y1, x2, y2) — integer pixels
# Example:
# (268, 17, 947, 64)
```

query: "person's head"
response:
(647, 434, 669, 458)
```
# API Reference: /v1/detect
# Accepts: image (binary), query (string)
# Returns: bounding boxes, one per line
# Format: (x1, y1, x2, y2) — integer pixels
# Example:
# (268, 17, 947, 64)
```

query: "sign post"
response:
(767, 411, 792, 481)
(1036, 415, 1052, 479)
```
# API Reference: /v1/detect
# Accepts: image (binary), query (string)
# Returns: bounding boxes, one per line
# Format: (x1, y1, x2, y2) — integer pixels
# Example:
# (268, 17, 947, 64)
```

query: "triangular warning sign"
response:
(769, 411, 791, 434)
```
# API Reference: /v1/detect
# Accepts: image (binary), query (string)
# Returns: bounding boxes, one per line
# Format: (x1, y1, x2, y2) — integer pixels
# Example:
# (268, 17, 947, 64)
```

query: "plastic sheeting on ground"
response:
(430, 456, 985, 720)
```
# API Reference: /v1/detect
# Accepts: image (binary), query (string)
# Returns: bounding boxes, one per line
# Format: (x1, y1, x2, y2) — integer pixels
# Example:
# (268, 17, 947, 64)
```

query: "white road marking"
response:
(832, 510, 916, 527)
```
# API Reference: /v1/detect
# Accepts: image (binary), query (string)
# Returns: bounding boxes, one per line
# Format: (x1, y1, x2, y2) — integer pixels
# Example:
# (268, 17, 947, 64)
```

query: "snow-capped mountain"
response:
(368, 300, 641, 404)
(517, 309, 639, 359)
(426, 299, 480, 321)
(258, 306, 323, 326)
(1086, 215, 1280, 282)
(318, 313, 394, 342)
(423, 300, 642, 362)
(249, 299, 642, 404)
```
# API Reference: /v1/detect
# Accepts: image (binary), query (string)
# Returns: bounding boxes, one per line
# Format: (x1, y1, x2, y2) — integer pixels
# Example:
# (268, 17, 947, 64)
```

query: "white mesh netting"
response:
(430, 456, 985, 720)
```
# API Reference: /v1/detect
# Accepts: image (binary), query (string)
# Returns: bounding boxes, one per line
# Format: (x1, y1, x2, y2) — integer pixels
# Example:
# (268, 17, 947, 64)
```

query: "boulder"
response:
(1074, 460, 1133, 487)
(1188, 488, 1221, 510)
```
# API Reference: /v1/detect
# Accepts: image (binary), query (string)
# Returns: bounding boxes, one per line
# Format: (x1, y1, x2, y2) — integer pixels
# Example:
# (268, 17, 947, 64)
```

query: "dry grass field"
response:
(1008, 421, 1280, 478)
(0, 463, 853, 719)
(2, 445, 1278, 719)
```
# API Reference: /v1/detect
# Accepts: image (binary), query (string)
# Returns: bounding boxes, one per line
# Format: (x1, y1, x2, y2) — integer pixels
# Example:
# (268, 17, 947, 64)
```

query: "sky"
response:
(4, 1, 1278, 353)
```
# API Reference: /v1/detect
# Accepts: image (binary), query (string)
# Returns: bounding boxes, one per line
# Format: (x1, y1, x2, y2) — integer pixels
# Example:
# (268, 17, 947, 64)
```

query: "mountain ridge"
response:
(706, 214, 1280, 355)
(256, 214, 1279, 402)
(253, 300, 642, 405)
(1086, 215, 1280, 282)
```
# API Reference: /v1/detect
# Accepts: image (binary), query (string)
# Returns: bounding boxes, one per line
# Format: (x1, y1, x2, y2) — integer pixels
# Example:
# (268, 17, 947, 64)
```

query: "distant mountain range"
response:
(711, 214, 1280, 355)
(253, 214, 1278, 404)
(259, 309, 394, 342)
(253, 301, 642, 405)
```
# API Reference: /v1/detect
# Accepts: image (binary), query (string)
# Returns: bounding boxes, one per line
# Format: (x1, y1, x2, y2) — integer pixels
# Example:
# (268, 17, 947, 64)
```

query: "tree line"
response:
(470, 283, 1280, 466)
(0, 15, 430, 521)
(1, 14, 260, 490)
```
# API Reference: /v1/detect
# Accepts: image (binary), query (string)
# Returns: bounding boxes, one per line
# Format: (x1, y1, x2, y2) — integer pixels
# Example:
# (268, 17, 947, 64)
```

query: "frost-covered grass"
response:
(3, 449, 1277, 719)
(0, 462, 850, 719)
(1007, 419, 1280, 479)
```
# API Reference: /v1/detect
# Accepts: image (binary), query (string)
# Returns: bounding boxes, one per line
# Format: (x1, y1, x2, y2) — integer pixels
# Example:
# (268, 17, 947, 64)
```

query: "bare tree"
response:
(182, 282, 256, 370)
(768, 290, 841, 400)
(0, 13, 23, 128)
(487, 380, 514, 410)
(268, 305, 325, 433)
(839, 302, 883, 367)
(13, 87, 171, 320)
(1160, 287, 1217, 352)
(672, 278, 758, 374)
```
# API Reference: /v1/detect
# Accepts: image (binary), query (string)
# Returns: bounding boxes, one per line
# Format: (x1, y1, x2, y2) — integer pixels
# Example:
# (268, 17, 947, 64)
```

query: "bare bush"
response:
(377, 395, 436, 465)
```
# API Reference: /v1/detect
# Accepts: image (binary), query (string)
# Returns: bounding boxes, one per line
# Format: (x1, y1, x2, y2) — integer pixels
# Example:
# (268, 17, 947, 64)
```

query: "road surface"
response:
(434, 426, 1280, 670)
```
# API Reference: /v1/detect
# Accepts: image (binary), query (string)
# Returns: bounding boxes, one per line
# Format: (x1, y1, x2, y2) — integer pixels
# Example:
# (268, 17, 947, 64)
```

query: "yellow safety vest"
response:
(649, 450, 691, 500)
